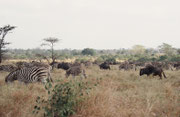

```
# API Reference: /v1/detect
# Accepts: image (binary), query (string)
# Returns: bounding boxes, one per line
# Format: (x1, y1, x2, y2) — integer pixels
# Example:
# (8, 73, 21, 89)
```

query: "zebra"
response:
(0, 65, 17, 72)
(5, 66, 53, 84)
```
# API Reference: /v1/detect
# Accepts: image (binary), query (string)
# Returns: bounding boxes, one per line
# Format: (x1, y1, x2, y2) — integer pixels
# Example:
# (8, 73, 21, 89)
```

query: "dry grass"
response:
(0, 65, 179, 117)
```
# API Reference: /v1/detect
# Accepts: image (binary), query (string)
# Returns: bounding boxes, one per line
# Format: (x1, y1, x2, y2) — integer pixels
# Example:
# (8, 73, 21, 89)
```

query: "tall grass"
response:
(0, 65, 179, 117)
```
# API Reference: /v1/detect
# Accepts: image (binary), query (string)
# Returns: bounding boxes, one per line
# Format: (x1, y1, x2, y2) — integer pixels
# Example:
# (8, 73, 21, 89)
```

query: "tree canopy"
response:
(81, 48, 96, 56)
(0, 25, 16, 63)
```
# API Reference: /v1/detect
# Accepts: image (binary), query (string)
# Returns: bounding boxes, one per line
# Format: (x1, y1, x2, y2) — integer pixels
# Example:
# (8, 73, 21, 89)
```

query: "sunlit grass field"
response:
(0, 65, 179, 117)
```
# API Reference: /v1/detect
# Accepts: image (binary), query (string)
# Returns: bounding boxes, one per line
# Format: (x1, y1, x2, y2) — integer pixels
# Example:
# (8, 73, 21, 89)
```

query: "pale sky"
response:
(0, 0, 180, 49)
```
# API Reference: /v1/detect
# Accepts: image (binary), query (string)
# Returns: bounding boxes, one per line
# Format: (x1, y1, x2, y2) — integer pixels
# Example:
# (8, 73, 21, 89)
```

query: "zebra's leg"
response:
(48, 70, 53, 82)
(82, 70, 87, 78)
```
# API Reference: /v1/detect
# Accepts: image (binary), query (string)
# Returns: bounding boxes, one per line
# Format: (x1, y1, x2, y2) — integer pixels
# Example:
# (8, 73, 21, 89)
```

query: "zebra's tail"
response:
(48, 67, 53, 83)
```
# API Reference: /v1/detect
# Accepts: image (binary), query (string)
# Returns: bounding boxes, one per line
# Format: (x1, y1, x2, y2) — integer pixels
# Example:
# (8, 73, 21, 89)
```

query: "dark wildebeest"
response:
(99, 62, 110, 70)
(57, 62, 72, 70)
(174, 62, 180, 70)
(139, 65, 167, 79)
(65, 66, 87, 78)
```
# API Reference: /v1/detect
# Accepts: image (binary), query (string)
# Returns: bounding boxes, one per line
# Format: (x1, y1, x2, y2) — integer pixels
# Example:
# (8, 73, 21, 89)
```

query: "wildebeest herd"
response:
(0, 60, 180, 84)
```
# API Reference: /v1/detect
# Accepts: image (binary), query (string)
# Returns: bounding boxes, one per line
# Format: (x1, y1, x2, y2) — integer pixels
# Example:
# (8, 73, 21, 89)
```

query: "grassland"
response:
(0, 65, 179, 117)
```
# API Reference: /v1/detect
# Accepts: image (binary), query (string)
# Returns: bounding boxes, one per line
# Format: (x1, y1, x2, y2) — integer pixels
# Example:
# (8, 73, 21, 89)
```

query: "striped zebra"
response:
(5, 66, 53, 84)
(0, 65, 17, 72)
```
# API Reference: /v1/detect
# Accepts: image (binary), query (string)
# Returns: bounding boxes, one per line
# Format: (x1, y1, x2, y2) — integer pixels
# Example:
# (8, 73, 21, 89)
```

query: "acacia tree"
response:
(0, 25, 16, 63)
(41, 37, 60, 64)
(158, 43, 175, 56)
(131, 45, 146, 56)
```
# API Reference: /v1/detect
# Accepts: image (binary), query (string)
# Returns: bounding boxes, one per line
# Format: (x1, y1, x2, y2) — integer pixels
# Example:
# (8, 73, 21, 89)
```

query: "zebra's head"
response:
(5, 71, 18, 83)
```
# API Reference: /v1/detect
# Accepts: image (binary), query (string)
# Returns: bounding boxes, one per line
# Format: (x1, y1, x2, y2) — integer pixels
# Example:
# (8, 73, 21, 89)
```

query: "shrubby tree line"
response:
(4, 43, 180, 63)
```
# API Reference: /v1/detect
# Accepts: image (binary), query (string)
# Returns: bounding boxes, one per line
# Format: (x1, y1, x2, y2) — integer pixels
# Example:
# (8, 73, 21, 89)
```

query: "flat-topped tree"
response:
(41, 37, 60, 64)
(0, 25, 16, 63)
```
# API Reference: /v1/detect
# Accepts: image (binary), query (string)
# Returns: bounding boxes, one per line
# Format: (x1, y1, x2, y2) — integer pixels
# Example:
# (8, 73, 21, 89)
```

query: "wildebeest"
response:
(99, 62, 110, 70)
(174, 62, 180, 70)
(119, 62, 134, 71)
(57, 62, 72, 70)
(65, 65, 87, 78)
(81, 61, 92, 68)
(139, 65, 167, 79)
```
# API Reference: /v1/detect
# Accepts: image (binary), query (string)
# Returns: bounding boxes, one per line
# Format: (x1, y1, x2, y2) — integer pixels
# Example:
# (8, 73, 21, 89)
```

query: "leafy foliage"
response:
(33, 80, 95, 117)
(0, 25, 16, 63)
(81, 48, 96, 56)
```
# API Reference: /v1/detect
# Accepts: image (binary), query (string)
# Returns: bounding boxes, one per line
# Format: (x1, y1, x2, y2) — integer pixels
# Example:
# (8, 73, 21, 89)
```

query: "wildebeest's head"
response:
(139, 68, 145, 76)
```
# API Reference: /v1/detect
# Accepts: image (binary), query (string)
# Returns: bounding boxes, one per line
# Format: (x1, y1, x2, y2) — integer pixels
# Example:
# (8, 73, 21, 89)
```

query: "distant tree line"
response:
(4, 43, 180, 63)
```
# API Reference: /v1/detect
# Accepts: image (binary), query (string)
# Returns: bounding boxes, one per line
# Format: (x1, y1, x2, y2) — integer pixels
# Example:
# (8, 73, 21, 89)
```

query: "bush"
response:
(81, 48, 96, 56)
(136, 56, 150, 62)
(158, 55, 168, 61)
(105, 57, 116, 64)
(170, 55, 180, 62)
(33, 80, 94, 117)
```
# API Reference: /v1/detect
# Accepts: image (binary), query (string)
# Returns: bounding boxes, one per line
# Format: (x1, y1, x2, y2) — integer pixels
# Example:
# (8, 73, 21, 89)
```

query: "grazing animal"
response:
(50, 61, 59, 69)
(99, 62, 110, 70)
(139, 65, 167, 79)
(174, 63, 180, 70)
(82, 61, 92, 68)
(0, 65, 17, 72)
(16, 61, 49, 69)
(65, 66, 87, 78)
(57, 62, 72, 70)
(119, 62, 134, 71)
(5, 66, 53, 84)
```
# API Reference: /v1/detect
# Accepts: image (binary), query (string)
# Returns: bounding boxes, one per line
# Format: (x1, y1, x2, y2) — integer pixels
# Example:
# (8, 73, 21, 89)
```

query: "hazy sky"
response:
(0, 0, 180, 49)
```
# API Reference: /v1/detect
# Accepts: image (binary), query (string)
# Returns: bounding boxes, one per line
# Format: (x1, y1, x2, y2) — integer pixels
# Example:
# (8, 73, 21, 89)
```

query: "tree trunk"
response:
(0, 48, 2, 64)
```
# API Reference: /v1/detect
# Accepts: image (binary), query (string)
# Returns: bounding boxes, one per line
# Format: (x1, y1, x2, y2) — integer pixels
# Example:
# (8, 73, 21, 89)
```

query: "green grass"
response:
(0, 65, 179, 117)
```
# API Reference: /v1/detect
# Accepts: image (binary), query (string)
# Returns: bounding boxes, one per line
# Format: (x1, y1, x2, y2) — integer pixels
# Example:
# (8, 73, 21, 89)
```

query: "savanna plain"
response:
(0, 63, 180, 117)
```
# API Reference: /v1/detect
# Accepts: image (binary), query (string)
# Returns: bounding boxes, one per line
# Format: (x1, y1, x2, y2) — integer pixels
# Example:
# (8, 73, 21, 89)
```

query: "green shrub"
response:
(33, 80, 94, 117)
(81, 48, 96, 56)
(105, 57, 116, 63)
(158, 55, 168, 61)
